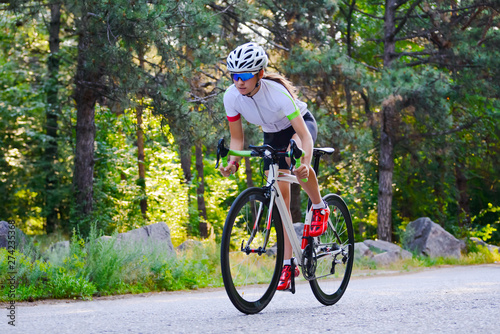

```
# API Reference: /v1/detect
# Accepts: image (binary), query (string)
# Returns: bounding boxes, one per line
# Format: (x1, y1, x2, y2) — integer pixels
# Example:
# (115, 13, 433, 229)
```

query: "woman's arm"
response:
(290, 115, 313, 165)
(219, 119, 244, 177)
(228, 119, 245, 155)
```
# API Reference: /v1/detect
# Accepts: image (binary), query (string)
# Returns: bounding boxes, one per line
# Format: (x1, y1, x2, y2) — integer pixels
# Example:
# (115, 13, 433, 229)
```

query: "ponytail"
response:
(262, 72, 298, 100)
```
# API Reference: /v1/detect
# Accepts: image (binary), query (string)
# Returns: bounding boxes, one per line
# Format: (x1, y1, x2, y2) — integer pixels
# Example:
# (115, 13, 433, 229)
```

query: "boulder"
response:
(470, 237, 487, 247)
(354, 242, 373, 258)
(97, 235, 113, 244)
(95, 222, 175, 256)
(490, 245, 500, 255)
(42, 240, 70, 262)
(363, 239, 412, 263)
(265, 245, 278, 257)
(373, 251, 402, 266)
(47, 240, 70, 255)
(0, 220, 28, 252)
(365, 239, 405, 254)
(470, 237, 500, 255)
(177, 239, 203, 252)
(116, 222, 175, 255)
(293, 223, 304, 241)
(404, 217, 462, 258)
(49, 240, 70, 252)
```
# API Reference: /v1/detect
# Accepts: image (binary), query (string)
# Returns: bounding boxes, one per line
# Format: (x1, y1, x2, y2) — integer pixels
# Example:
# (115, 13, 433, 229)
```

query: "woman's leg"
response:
(277, 176, 294, 260)
(290, 133, 323, 205)
(290, 132, 330, 238)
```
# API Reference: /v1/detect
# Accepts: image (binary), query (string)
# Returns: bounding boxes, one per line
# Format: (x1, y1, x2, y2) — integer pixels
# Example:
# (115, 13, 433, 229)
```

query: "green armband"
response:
(287, 109, 301, 121)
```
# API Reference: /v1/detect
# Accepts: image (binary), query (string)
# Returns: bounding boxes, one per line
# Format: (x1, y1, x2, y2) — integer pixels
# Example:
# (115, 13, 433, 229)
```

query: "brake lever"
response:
(216, 138, 230, 168)
(289, 139, 301, 171)
(289, 139, 307, 182)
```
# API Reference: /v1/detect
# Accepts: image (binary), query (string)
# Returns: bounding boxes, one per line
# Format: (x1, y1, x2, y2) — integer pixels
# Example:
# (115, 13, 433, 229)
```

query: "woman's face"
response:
(233, 71, 262, 96)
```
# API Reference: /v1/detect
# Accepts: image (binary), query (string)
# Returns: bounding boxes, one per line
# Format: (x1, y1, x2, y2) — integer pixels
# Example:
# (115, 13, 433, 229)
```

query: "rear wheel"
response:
(309, 193, 354, 305)
(220, 188, 284, 314)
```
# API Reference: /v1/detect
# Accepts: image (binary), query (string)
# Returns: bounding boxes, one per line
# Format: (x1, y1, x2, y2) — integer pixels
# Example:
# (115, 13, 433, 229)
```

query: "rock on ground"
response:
(470, 237, 500, 255)
(404, 217, 462, 258)
(359, 239, 412, 265)
(0, 220, 28, 251)
(94, 222, 175, 256)
(354, 242, 373, 258)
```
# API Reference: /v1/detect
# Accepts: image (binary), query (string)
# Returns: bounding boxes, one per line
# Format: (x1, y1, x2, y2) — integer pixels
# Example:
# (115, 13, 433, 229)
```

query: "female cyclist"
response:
(219, 42, 330, 291)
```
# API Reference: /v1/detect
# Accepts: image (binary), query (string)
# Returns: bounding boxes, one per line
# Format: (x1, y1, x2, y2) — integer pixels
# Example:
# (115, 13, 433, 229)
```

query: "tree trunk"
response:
(455, 163, 470, 227)
(44, 3, 61, 234)
(435, 155, 446, 227)
(136, 102, 147, 219)
(73, 92, 97, 219)
(344, 1, 355, 128)
(73, 19, 100, 225)
(377, 0, 397, 242)
(178, 136, 192, 183)
(137, 49, 147, 219)
(244, 156, 254, 188)
(195, 142, 208, 238)
(345, 79, 353, 127)
(377, 130, 395, 241)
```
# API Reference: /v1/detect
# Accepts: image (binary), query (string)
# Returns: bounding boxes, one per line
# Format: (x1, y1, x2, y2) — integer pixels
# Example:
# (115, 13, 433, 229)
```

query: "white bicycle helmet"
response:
(226, 42, 268, 72)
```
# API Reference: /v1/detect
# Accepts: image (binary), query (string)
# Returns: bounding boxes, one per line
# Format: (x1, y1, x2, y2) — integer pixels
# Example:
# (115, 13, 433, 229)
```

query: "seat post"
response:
(312, 150, 322, 175)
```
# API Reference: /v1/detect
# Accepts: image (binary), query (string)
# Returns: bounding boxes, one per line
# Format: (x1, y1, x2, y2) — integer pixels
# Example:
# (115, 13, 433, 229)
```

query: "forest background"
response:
(1, 0, 499, 250)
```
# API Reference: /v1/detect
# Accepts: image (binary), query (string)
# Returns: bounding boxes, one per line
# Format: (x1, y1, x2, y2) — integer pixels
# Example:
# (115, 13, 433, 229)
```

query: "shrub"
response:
(49, 272, 96, 300)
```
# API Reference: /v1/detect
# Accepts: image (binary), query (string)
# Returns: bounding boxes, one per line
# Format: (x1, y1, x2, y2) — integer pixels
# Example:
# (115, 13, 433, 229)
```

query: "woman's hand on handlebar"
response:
(219, 163, 237, 177)
(292, 163, 310, 181)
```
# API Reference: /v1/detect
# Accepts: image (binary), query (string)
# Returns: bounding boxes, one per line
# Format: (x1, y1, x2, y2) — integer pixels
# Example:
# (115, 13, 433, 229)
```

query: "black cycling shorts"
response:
(263, 111, 318, 170)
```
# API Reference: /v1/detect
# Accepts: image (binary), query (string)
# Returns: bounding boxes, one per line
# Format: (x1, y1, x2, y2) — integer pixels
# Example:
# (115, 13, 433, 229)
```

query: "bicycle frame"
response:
(217, 138, 344, 271)
(265, 162, 309, 266)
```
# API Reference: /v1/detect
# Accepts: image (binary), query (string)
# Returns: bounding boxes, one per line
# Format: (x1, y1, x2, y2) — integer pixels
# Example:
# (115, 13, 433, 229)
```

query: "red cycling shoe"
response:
(277, 264, 300, 291)
(310, 205, 330, 237)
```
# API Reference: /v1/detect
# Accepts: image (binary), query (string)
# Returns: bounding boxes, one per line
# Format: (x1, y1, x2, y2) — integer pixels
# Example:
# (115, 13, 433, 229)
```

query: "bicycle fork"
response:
(242, 184, 284, 255)
(241, 200, 270, 255)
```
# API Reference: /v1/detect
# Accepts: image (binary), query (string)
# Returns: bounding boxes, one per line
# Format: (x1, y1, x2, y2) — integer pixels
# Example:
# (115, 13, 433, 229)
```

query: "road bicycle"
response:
(216, 138, 354, 314)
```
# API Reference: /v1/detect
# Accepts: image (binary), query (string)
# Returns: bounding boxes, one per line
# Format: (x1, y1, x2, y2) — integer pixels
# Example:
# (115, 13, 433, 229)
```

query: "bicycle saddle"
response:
(313, 147, 335, 156)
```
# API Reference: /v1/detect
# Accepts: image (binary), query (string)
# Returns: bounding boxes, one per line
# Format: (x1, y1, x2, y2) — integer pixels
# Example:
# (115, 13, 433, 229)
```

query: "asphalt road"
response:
(3, 264, 500, 334)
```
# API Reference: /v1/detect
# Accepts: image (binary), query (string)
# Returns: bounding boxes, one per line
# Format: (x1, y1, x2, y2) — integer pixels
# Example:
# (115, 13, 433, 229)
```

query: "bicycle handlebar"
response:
(215, 138, 307, 182)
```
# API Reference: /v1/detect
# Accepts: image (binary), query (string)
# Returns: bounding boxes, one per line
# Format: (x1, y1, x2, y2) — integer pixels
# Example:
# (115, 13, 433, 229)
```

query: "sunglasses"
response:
(231, 71, 259, 82)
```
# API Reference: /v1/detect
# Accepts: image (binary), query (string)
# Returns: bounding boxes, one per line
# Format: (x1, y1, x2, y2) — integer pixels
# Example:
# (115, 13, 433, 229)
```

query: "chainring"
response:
(301, 243, 317, 281)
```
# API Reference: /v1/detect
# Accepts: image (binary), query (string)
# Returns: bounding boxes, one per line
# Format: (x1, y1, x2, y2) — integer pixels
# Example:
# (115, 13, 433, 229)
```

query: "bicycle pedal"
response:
(287, 276, 296, 294)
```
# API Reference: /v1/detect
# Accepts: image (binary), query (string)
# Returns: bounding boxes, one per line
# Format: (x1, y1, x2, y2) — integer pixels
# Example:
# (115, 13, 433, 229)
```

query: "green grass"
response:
(353, 244, 500, 274)
(0, 228, 223, 302)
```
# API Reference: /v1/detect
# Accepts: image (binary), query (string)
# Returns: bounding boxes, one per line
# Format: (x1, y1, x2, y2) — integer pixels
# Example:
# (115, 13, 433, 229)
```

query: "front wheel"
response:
(220, 188, 284, 314)
(309, 193, 354, 305)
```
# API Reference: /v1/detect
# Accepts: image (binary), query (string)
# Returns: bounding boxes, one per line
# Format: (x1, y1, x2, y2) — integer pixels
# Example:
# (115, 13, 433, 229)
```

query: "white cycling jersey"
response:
(223, 79, 308, 133)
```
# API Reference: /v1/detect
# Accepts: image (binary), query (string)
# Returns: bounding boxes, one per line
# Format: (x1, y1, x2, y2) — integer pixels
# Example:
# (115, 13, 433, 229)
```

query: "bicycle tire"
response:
(309, 193, 354, 305)
(220, 187, 284, 314)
